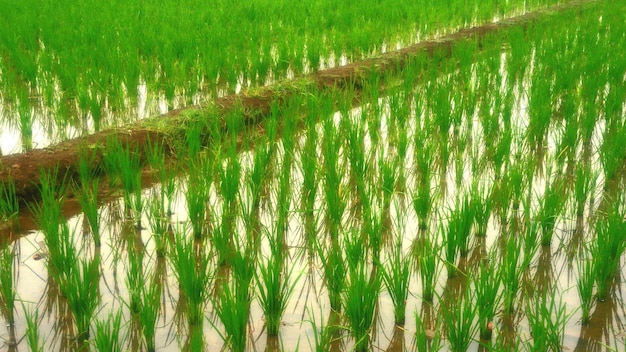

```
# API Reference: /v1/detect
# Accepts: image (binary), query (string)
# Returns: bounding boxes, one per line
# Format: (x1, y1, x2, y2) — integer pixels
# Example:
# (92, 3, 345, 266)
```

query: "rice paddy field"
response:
(1, 0, 625, 351)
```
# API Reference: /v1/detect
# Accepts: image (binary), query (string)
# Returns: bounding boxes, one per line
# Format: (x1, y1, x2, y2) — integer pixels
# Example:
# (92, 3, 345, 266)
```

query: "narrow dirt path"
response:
(0, 0, 600, 205)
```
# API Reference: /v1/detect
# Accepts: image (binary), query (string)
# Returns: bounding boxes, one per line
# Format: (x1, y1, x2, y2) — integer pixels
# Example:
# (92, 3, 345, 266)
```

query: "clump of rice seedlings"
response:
(0, 243, 17, 325)
(135, 272, 162, 352)
(22, 303, 44, 352)
(306, 308, 336, 352)
(317, 239, 347, 312)
(256, 248, 300, 336)
(450, 195, 475, 257)
(472, 255, 502, 340)
(416, 234, 442, 303)
(441, 286, 478, 352)
(0, 177, 19, 228)
(76, 166, 101, 247)
(413, 135, 436, 231)
(443, 216, 460, 279)
(592, 200, 626, 302)
(213, 249, 255, 352)
(537, 176, 566, 246)
(499, 235, 525, 314)
(215, 151, 242, 265)
(470, 182, 492, 238)
(103, 138, 143, 223)
(54, 231, 101, 343)
(525, 288, 573, 351)
(379, 235, 411, 325)
(576, 254, 595, 325)
(146, 194, 170, 257)
(573, 163, 597, 218)
(343, 261, 380, 352)
(92, 309, 124, 352)
(170, 229, 213, 329)
(414, 310, 442, 352)
(185, 164, 209, 240)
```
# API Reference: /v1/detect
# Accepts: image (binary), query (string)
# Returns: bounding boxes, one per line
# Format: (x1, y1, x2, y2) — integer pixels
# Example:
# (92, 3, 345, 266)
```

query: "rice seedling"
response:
(185, 167, 209, 241)
(170, 229, 213, 329)
(416, 234, 442, 303)
(450, 195, 475, 257)
(472, 255, 502, 340)
(573, 163, 597, 218)
(255, 249, 301, 336)
(499, 235, 525, 315)
(146, 194, 170, 257)
(92, 309, 124, 352)
(441, 286, 478, 352)
(379, 237, 411, 325)
(213, 249, 255, 352)
(56, 245, 101, 343)
(77, 177, 101, 247)
(317, 239, 347, 312)
(414, 310, 443, 352)
(537, 176, 566, 246)
(306, 308, 337, 352)
(592, 201, 626, 302)
(525, 288, 574, 352)
(576, 254, 595, 325)
(0, 177, 19, 227)
(22, 303, 44, 352)
(0, 243, 17, 325)
(343, 262, 381, 352)
(135, 272, 162, 352)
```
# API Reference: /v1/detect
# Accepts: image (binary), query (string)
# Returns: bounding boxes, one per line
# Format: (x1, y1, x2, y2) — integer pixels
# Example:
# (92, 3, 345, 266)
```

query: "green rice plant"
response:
(0, 177, 19, 227)
(416, 234, 442, 303)
(441, 286, 478, 352)
(450, 195, 475, 257)
(255, 251, 301, 336)
(414, 310, 442, 352)
(136, 272, 162, 352)
(317, 240, 346, 312)
(21, 303, 44, 352)
(57, 252, 101, 342)
(92, 309, 124, 352)
(343, 262, 381, 352)
(576, 254, 595, 325)
(170, 230, 213, 328)
(0, 243, 17, 325)
(379, 239, 411, 325)
(537, 177, 566, 246)
(77, 178, 101, 247)
(470, 182, 492, 237)
(574, 163, 597, 217)
(306, 308, 337, 352)
(185, 168, 208, 240)
(472, 255, 502, 340)
(592, 203, 626, 302)
(322, 118, 347, 244)
(213, 250, 254, 352)
(443, 216, 460, 279)
(525, 289, 574, 352)
(499, 235, 525, 314)
(146, 194, 170, 257)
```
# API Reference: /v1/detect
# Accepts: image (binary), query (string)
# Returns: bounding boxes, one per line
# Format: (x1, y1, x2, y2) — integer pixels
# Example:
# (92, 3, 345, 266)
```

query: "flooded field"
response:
(1, 1, 626, 352)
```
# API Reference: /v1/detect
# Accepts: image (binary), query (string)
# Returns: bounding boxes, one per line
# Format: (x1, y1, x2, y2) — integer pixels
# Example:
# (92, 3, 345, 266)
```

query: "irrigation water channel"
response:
(1, 6, 626, 352)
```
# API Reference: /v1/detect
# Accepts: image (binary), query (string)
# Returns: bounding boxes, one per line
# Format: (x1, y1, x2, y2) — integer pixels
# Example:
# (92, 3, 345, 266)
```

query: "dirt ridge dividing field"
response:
(0, 0, 600, 206)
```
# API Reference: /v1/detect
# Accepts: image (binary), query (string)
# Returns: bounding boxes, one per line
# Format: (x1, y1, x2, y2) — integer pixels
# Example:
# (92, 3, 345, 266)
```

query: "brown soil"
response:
(0, 0, 599, 206)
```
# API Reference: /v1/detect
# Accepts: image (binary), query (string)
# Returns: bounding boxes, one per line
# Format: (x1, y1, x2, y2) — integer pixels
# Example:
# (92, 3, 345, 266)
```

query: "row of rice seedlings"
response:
(0, 0, 566, 134)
